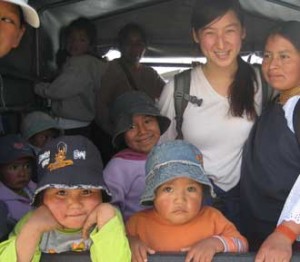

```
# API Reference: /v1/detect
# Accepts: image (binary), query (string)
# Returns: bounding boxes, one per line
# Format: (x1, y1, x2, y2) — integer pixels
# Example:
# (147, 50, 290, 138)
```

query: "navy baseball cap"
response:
(32, 135, 111, 204)
(0, 134, 35, 165)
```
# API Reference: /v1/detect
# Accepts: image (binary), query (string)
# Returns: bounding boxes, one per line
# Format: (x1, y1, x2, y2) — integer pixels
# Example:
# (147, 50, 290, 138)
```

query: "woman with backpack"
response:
(158, 0, 272, 229)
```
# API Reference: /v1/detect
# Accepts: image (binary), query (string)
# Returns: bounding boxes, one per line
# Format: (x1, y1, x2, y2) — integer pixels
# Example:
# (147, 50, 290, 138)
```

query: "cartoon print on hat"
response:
(32, 135, 111, 205)
(47, 142, 74, 171)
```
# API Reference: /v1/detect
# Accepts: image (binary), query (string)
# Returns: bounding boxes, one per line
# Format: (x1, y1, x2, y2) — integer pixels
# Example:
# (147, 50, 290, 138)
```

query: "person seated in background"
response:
(126, 140, 248, 262)
(21, 111, 61, 155)
(0, 135, 131, 261)
(34, 18, 106, 139)
(103, 91, 170, 221)
(0, 0, 39, 58)
(0, 134, 36, 241)
(94, 23, 165, 165)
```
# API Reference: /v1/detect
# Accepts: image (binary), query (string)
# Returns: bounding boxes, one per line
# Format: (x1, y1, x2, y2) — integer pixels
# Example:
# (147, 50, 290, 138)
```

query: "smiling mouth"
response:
(214, 51, 230, 57)
(137, 136, 153, 143)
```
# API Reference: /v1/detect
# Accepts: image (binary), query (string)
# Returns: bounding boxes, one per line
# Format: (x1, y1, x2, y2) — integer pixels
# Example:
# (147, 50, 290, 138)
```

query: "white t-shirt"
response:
(158, 65, 263, 191)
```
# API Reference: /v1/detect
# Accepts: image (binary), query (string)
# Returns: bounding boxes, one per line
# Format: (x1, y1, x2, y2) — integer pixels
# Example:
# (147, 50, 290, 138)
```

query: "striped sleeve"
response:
(213, 235, 248, 252)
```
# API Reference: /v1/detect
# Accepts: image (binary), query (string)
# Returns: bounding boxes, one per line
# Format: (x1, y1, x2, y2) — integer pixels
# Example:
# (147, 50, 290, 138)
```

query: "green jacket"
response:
(0, 210, 131, 262)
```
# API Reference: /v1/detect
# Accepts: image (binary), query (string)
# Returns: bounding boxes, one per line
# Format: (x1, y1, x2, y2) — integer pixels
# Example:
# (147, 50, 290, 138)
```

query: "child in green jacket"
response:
(0, 135, 131, 262)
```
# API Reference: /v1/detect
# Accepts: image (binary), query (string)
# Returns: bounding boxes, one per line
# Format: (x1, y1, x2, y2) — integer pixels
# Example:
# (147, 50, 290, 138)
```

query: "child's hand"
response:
(27, 205, 61, 233)
(129, 236, 155, 262)
(182, 237, 224, 262)
(255, 231, 292, 262)
(16, 205, 61, 262)
(82, 203, 116, 239)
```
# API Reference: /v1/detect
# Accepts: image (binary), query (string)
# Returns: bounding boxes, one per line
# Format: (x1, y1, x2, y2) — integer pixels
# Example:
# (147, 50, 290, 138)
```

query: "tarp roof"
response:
(31, 0, 300, 58)
(1, 0, 300, 77)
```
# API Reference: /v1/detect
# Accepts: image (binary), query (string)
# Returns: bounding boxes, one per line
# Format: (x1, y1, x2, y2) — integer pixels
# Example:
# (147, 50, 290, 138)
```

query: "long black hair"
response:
(265, 21, 300, 52)
(192, 0, 257, 120)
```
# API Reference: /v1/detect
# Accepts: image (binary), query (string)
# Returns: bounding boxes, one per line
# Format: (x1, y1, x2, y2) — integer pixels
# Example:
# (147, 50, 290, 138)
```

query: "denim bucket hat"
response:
(141, 140, 215, 206)
(32, 135, 111, 205)
(110, 91, 170, 148)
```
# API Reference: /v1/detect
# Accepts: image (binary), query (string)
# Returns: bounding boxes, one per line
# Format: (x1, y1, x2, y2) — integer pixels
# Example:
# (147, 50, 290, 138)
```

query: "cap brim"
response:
(0, 150, 35, 165)
(141, 163, 215, 206)
(32, 184, 111, 206)
(33, 164, 112, 205)
(23, 122, 59, 140)
(3, 0, 40, 28)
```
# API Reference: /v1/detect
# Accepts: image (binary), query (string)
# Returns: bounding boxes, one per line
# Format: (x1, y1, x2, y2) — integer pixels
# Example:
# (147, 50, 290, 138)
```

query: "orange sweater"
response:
(126, 206, 248, 252)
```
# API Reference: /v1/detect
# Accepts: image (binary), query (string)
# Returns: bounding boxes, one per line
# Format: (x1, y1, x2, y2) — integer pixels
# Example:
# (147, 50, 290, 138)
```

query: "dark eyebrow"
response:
(264, 49, 292, 54)
(224, 23, 240, 29)
(202, 21, 240, 31)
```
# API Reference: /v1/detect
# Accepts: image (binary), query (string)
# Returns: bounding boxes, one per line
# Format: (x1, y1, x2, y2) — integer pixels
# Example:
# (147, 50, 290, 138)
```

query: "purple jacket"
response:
(0, 181, 36, 223)
(103, 148, 148, 221)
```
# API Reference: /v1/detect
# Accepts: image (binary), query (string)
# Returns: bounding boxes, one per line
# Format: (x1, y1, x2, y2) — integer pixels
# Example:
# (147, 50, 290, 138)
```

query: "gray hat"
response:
(32, 135, 111, 205)
(0, 134, 35, 165)
(3, 0, 40, 28)
(141, 140, 215, 206)
(111, 91, 170, 148)
(21, 111, 60, 140)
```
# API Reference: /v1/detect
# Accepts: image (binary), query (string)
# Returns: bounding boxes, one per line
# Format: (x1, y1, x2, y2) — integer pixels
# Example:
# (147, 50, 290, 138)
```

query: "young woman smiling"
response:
(159, 0, 268, 228)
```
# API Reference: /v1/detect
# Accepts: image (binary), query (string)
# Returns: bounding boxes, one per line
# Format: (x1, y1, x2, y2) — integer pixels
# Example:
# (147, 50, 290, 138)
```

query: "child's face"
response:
(124, 114, 161, 154)
(0, 158, 32, 191)
(29, 129, 58, 149)
(66, 29, 90, 56)
(43, 188, 101, 229)
(154, 177, 203, 225)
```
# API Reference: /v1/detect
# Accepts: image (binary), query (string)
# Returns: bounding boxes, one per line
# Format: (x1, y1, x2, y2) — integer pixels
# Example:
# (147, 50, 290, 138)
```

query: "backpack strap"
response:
(293, 98, 300, 145)
(174, 69, 202, 139)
